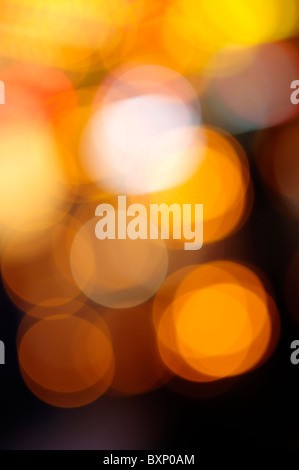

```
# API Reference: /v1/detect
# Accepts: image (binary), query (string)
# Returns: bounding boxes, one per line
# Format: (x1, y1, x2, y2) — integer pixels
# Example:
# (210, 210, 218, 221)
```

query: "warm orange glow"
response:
(0, 62, 77, 124)
(70, 216, 168, 308)
(0, 64, 78, 244)
(133, 127, 251, 246)
(0, 120, 70, 236)
(54, 88, 107, 199)
(163, 0, 299, 71)
(0, 0, 286, 411)
(103, 306, 170, 396)
(154, 261, 280, 381)
(0, 0, 142, 70)
(18, 308, 114, 407)
(1, 217, 83, 315)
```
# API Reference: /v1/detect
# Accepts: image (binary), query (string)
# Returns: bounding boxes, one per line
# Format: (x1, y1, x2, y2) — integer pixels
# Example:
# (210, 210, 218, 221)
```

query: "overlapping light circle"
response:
(1, 217, 83, 316)
(132, 127, 252, 246)
(70, 215, 168, 308)
(18, 307, 114, 407)
(0, 0, 144, 70)
(154, 261, 280, 381)
(203, 42, 299, 133)
(0, 0, 286, 409)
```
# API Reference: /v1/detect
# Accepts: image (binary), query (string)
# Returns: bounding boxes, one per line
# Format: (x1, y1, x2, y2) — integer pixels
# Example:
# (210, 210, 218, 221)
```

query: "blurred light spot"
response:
(133, 127, 252, 245)
(18, 308, 114, 407)
(0, 120, 70, 237)
(203, 42, 299, 133)
(0, 0, 141, 69)
(1, 217, 83, 315)
(54, 88, 109, 201)
(81, 64, 204, 195)
(70, 215, 168, 308)
(164, 0, 299, 69)
(101, 0, 173, 72)
(0, 62, 77, 124)
(154, 261, 280, 381)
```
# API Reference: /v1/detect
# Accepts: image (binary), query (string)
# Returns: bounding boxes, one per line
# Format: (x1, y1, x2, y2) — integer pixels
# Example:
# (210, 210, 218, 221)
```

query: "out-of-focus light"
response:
(202, 42, 299, 133)
(54, 88, 109, 201)
(18, 308, 114, 407)
(70, 215, 168, 308)
(0, 0, 142, 69)
(81, 64, 204, 195)
(103, 306, 170, 396)
(101, 0, 173, 72)
(0, 61, 77, 125)
(199, 0, 299, 45)
(255, 121, 299, 218)
(153, 266, 213, 382)
(163, 0, 299, 72)
(0, 63, 77, 248)
(1, 217, 83, 316)
(133, 127, 252, 246)
(154, 261, 280, 381)
(0, 120, 70, 237)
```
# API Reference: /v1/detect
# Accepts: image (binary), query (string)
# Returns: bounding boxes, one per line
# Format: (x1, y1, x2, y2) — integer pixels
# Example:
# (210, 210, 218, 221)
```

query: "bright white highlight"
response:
(81, 65, 205, 194)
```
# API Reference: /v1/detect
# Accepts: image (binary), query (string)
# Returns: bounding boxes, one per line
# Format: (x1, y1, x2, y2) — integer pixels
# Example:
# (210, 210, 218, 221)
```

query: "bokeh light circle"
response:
(18, 308, 114, 408)
(70, 215, 168, 308)
(81, 64, 205, 195)
(154, 261, 280, 381)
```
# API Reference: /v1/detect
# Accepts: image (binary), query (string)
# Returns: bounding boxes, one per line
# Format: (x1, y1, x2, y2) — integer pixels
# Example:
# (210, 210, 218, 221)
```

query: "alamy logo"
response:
(0, 341, 5, 365)
(95, 196, 203, 250)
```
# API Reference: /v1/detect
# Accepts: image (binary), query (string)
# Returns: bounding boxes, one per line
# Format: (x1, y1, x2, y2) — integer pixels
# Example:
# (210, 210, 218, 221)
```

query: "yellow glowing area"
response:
(203, 0, 298, 44)
(1, 218, 83, 316)
(175, 288, 270, 378)
(157, 298, 218, 383)
(165, 0, 299, 60)
(162, 8, 214, 75)
(0, 120, 69, 236)
(70, 216, 168, 308)
(155, 262, 280, 381)
(81, 64, 204, 195)
(18, 310, 115, 407)
(176, 287, 249, 357)
(137, 127, 251, 244)
(0, 0, 139, 69)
